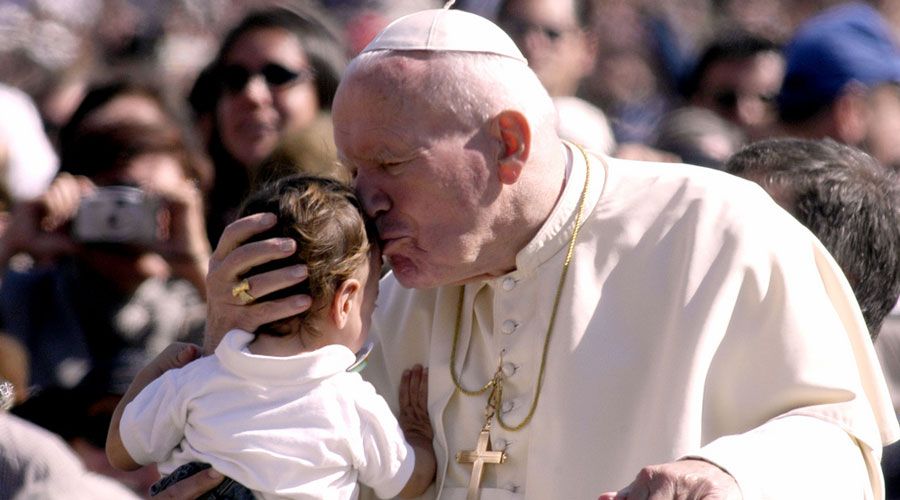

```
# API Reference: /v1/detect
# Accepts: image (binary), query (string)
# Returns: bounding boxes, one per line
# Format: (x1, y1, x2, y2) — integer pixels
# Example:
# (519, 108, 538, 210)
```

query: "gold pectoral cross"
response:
(457, 425, 507, 500)
(456, 368, 507, 500)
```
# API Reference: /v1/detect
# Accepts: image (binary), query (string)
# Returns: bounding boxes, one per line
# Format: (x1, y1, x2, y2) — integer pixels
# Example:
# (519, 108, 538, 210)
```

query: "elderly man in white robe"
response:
(142, 6, 898, 500)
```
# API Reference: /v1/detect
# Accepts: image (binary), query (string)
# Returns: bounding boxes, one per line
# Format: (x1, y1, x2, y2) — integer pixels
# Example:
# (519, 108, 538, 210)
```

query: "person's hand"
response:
(135, 342, 202, 386)
(599, 459, 742, 500)
(0, 173, 89, 266)
(204, 213, 310, 353)
(146, 175, 212, 294)
(399, 365, 433, 445)
(398, 364, 436, 497)
(150, 467, 226, 499)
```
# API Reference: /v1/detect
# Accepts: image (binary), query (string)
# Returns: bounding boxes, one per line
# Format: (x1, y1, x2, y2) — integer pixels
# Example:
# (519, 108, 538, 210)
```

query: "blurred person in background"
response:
(0, 121, 209, 405)
(10, 369, 161, 497)
(493, 0, 616, 154)
(712, 0, 841, 41)
(0, 119, 210, 497)
(576, 1, 683, 146)
(253, 115, 349, 188)
(188, 4, 348, 245)
(56, 79, 212, 193)
(1, 407, 143, 499)
(682, 28, 784, 140)
(724, 137, 900, 499)
(777, 2, 900, 173)
(653, 106, 745, 169)
(725, 138, 900, 341)
(0, 83, 58, 202)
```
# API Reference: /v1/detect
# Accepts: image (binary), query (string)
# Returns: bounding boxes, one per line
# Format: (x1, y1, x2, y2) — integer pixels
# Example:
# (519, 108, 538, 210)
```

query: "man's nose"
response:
(355, 174, 391, 218)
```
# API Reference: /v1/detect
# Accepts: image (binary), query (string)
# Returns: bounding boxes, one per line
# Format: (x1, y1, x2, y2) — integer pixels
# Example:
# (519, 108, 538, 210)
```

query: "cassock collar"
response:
(503, 141, 607, 281)
(215, 329, 357, 384)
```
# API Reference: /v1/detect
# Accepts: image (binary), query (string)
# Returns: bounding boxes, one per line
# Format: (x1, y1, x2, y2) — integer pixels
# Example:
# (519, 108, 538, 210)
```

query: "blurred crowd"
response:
(0, 0, 899, 498)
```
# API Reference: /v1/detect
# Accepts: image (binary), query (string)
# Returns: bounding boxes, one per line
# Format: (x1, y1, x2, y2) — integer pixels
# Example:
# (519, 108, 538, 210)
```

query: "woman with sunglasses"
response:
(190, 5, 348, 245)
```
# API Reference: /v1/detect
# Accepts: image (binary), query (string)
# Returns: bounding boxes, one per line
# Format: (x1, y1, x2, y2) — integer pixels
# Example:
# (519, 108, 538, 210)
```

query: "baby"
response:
(106, 175, 435, 499)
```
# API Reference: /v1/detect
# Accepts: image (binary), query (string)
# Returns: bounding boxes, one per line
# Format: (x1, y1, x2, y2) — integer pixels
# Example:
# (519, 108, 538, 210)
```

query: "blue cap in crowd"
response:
(778, 2, 900, 122)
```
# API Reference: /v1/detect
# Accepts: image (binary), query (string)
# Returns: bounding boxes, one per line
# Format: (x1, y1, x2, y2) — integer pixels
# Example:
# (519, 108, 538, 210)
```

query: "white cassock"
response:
(362, 142, 900, 499)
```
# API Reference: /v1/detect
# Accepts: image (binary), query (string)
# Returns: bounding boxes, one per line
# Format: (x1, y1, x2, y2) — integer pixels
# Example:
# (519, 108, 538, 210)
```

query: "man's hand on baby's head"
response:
(399, 364, 432, 445)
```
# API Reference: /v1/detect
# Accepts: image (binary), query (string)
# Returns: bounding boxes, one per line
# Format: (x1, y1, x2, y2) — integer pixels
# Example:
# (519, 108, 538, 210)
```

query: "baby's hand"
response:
(398, 364, 435, 497)
(399, 364, 432, 446)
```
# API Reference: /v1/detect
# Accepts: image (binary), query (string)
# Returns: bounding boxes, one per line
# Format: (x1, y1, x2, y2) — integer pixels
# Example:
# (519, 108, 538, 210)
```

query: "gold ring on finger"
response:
(231, 279, 255, 305)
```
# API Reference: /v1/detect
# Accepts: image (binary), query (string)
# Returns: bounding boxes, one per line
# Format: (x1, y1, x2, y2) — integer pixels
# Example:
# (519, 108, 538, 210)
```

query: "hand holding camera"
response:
(0, 172, 210, 282)
(0, 173, 85, 267)
(72, 186, 160, 246)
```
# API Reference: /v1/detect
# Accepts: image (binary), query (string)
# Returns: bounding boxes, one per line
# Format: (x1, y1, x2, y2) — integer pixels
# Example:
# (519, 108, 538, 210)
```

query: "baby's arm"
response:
(397, 364, 435, 498)
(107, 342, 200, 470)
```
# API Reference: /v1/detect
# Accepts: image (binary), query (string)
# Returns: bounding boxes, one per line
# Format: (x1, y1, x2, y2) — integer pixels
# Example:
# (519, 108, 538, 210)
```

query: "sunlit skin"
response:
(332, 57, 554, 289)
(693, 51, 785, 136)
(500, 0, 595, 97)
(338, 247, 382, 353)
(216, 27, 319, 169)
(863, 84, 900, 170)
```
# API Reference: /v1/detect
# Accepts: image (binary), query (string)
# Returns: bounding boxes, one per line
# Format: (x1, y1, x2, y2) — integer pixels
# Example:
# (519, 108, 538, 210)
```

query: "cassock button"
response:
(494, 438, 508, 450)
(501, 400, 515, 414)
(502, 362, 517, 377)
(505, 483, 520, 493)
(501, 320, 518, 335)
(502, 277, 516, 291)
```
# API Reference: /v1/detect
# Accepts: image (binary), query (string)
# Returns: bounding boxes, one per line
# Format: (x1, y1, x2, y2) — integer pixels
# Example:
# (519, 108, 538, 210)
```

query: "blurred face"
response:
(333, 62, 506, 289)
(93, 153, 187, 191)
(216, 27, 319, 168)
(79, 152, 193, 281)
(864, 84, 900, 171)
(88, 94, 169, 129)
(693, 51, 785, 134)
(498, 0, 594, 96)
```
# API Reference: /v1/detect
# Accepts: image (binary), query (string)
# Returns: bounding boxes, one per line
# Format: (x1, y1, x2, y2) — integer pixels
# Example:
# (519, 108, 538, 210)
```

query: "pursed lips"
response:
(379, 235, 410, 256)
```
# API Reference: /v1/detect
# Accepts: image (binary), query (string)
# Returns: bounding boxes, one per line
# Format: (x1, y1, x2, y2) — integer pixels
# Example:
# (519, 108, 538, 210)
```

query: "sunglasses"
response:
(219, 63, 314, 93)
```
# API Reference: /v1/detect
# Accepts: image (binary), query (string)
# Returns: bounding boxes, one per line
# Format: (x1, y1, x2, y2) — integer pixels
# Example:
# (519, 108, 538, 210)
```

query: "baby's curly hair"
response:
(238, 174, 378, 338)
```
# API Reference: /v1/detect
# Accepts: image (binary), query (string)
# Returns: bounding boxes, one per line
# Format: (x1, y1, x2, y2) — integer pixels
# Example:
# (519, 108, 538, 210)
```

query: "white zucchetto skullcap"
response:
(360, 8, 527, 64)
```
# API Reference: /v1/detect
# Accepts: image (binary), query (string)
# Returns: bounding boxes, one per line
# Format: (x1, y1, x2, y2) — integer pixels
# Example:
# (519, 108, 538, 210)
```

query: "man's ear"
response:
(489, 109, 531, 184)
(330, 279, 361, 329)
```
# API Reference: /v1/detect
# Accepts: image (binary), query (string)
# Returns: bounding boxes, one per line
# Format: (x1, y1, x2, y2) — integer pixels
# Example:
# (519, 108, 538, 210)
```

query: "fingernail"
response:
(294, 296, 311, 309)
(260, 213, 276, 225)
(292, 265, 308, 278)
(208, 469, 222, 479)
(280, 239, 295, 252)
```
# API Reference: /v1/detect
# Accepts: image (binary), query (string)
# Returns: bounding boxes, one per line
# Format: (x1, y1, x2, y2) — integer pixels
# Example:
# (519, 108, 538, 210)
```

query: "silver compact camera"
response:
(72, 186, 159, 245)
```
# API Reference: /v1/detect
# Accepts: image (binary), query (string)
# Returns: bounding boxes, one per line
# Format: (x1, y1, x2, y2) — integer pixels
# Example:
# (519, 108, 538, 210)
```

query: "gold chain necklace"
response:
(449, 144, 592, 431)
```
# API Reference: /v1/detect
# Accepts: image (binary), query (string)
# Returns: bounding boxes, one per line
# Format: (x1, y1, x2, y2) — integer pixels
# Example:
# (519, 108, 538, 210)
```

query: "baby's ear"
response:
(330, 279, 362, 328)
